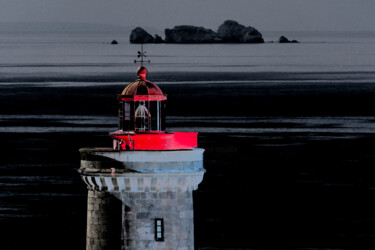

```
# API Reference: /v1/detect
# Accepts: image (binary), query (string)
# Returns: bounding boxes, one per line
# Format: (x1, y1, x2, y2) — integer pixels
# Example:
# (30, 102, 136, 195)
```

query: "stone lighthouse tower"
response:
(78, 65, 205, 250)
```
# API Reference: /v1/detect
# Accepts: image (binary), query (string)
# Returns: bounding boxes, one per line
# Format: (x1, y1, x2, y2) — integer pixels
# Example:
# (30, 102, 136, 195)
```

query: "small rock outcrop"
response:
(217, 20, 264, 43)
(217, 20, 245, 42)
(279, 35, 299, 43)
(154, 34, 164, 43)
(129, 20, 267, 44)
(241, 26, 264, 43)
(130, 27, 154, 43)
(165, 25, 220, 43)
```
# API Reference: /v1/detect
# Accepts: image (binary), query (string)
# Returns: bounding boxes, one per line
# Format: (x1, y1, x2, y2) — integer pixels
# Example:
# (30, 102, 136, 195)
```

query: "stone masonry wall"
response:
(80, 148, 205, 250)
(86, 190, 123, 250)
(122, 190, 194, 250)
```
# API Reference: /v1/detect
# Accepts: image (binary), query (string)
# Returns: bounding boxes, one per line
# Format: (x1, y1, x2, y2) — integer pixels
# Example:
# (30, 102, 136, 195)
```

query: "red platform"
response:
(110, 131, 197, 150)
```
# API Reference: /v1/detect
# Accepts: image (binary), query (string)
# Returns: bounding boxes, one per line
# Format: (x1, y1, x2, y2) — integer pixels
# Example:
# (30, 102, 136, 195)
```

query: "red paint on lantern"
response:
(110, 131, 197, 150)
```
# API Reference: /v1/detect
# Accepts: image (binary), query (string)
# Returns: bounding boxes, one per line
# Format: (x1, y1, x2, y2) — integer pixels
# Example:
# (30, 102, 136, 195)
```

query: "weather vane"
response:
(134, 43, 150, 66)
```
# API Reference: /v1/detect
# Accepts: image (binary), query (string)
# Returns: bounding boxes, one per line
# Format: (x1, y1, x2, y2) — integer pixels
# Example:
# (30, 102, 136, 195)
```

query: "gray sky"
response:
(1, 0, 374, 31)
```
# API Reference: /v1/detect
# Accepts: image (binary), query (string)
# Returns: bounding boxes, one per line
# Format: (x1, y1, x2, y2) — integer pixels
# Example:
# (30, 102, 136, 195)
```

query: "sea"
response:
(1, 26, 375, 249)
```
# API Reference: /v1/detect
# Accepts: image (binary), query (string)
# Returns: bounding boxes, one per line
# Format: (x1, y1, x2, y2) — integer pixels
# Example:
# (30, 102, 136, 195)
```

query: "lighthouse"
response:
(78, 58, 205, 249)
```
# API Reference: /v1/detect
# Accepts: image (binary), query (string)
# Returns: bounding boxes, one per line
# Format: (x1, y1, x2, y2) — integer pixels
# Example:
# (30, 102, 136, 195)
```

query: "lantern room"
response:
(110, 66, 198, 151)
(117, 66, 167, 132)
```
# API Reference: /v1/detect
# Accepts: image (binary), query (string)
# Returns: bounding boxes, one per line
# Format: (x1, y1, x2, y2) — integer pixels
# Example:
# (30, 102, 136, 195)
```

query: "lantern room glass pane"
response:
(119, 101, 134, 131)
(124, 102, 130, 120)
(119, 99, 166, 132)
(150, 101, 159, 131)
(118, 101, 124, 130)
(135, 101, 150, 131)
(161, 100, 166, 131)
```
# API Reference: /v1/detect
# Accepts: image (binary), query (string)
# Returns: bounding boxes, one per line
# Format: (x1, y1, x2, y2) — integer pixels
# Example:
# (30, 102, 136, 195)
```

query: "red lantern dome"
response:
(110, 67, 197, 151)
(121, 67, 164, 96)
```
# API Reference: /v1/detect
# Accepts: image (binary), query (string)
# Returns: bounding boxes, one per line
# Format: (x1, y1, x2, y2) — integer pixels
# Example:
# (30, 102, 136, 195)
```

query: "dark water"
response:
(2, 72, 375, 249)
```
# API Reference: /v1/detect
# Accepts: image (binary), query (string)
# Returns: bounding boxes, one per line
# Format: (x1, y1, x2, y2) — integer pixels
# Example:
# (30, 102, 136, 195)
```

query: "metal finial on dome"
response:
(134, 43, 150, 66)
(136, 66, 147, 80)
